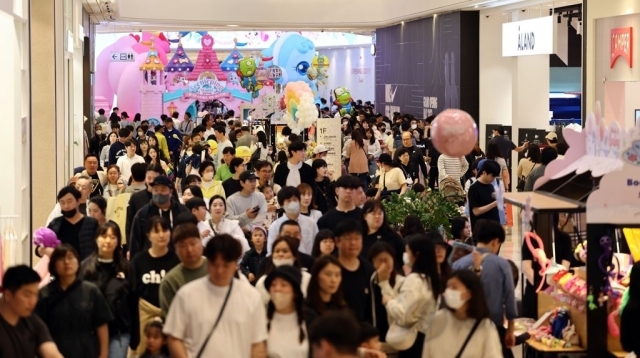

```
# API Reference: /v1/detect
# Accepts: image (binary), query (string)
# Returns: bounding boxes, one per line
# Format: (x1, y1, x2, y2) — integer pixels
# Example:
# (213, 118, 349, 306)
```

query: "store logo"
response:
(517, 27, 535, 51)
(611, 27, 633, 68)
(385, 84, 397, 103)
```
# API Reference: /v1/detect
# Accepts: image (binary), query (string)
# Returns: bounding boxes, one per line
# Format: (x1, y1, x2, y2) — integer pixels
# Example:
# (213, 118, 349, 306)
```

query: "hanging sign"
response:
(316, 117, 342, 180)
(502, 16, 556, 57)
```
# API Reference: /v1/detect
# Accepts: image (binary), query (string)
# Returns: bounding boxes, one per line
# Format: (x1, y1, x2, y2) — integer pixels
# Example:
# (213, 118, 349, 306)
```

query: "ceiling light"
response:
(401, 21, 405, 25)
(434, 14, 438, 17)
(227, 24, 238, 27)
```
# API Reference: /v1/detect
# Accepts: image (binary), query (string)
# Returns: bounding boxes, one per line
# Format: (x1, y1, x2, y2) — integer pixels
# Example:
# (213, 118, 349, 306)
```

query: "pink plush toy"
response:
(32, 227, 60, 287)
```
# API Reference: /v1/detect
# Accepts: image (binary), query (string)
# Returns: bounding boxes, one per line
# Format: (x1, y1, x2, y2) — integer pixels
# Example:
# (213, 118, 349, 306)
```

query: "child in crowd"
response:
(140, 319, 170, 358)
(240, 226, 268, 284)
(259, 184, 278, 226)
(358, 322, 384, 357)
(464, 158, 481, 192)
(311, 229, 337, 258)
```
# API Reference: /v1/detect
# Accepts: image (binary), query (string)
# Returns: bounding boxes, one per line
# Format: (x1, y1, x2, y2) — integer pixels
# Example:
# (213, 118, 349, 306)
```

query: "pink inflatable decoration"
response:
(95, 32, 170, 114)
(430, 109, 478, 157)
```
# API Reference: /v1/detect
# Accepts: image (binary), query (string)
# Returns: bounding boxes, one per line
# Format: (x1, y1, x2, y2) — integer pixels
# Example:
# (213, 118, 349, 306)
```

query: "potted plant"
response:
(382, 190, 461, 237)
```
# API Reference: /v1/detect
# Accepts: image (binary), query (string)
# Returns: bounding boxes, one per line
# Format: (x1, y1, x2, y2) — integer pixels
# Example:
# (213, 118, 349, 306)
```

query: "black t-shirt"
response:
(0, 313, 53, 358)
(467, 181, 500, 230)
(58, 217, 84, 257)
(131, 250, 181, 307)
(88, 172, 104, 198)
(222, 178, 242, 197)
(522, 230, 573, 289)
(340, 258, 375, 323)
(317, 207, 363, 231)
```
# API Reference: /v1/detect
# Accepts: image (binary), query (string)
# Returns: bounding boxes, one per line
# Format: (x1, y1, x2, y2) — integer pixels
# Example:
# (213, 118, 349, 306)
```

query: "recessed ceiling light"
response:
(401, 21, 405, 25)
(227, 24, 238, 27)
(474, 5, 478, 8)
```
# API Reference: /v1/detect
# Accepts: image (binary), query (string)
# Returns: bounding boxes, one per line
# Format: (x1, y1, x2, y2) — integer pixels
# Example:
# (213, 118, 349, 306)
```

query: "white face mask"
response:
(402, 252, 411, 266)
(268, 150, 273, 155)
(272, 258, 295, 267)
(96, 130, 102, 135)
(411, 124, 417, 129)
(202, 172, 214, 181)
(443, 289, 466, 310)
(283, 201, 300, 215)
(271, 292, 293, 310)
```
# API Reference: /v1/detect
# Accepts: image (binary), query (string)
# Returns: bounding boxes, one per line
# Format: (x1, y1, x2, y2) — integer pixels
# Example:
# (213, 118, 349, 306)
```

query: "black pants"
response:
(351, 172, 370, 188)
(428, 166, 439, 190)
(496, 325, 515, 358)
(398, 332, 424, 358)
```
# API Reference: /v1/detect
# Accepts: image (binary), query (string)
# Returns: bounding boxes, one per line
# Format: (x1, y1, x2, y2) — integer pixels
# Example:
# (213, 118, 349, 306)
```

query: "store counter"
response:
(523, 339, 585, 358)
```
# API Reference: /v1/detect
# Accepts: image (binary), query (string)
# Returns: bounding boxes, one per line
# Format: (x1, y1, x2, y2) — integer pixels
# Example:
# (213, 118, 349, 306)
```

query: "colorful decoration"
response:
(221, 39, 244, 71)
(140, 38, 165, 72)
(188, 34, 227, 81)
(333, 87, 354, 116)
(312, 54, 330, 86)
(282, 81, 317, 134)
(167, 102, 177, 115)
(430, 109, 478, 157)
(165, 36, 194, 73)
(33, 227, 60, 248)
(237, 57, 261, 98)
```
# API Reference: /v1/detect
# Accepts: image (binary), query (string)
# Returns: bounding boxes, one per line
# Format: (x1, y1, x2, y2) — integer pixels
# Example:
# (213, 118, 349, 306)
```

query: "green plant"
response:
(382, 190, 461, 237)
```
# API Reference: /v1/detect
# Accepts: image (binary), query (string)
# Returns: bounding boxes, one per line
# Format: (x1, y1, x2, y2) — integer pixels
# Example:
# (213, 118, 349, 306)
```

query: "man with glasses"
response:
(254, 161, 281, 194)
(393, 131, 428, 186)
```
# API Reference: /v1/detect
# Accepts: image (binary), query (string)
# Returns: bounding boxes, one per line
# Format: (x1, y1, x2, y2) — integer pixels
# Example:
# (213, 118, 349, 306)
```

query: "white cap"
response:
(313, 145, 329, 154)
(545, 132, 558, 141)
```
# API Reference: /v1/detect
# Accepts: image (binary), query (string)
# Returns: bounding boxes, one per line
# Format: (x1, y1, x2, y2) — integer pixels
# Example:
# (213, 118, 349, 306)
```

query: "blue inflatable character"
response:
(262, 32, 320, 103)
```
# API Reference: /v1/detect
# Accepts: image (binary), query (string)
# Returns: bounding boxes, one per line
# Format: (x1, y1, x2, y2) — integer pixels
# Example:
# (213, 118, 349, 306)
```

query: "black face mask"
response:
(61, 209, 77, 218)
(142, 125, 149, 131)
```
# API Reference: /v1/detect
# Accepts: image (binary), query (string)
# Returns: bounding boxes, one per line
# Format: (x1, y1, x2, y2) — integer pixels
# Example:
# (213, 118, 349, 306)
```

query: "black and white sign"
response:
(502, 16, 556, 57)
(110, 52, 135, 62)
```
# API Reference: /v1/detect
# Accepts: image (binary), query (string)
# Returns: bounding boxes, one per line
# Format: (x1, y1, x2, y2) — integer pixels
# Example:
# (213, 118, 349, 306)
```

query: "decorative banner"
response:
(316, 117, 342, 180)
(610, 27, 633, 69)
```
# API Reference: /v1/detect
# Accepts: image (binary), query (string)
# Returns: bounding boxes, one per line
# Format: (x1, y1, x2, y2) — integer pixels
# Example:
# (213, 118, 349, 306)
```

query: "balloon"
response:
(430, 109, 478, 157)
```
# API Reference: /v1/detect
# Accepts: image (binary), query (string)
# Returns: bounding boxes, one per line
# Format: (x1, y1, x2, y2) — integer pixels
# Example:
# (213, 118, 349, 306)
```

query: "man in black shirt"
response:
(74, 154, 106, 197)
(109, 127, 130, 165)
(335, 219, 374, 323)
(489, 126, 528, 167)
(467, 159, 502, 230)
(0, 265, 63, 358)
(317, 175, 363, 231)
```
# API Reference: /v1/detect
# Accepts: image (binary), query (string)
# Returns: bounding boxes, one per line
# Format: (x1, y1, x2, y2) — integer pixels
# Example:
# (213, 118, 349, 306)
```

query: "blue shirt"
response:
(164, 127, 182, 156)
(452, 247, 517, 327)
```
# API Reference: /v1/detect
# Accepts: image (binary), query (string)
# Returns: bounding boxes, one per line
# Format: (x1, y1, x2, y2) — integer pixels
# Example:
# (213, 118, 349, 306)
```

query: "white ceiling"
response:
(88, 0, 581, 33)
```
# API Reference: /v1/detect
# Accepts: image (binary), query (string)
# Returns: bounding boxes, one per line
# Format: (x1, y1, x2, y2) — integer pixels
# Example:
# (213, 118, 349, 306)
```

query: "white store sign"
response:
(502, 16, 556, 57)
(316, 117, 342, 180)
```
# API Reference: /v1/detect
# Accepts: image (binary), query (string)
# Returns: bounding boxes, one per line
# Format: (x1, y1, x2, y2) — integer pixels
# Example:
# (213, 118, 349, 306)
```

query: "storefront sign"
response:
(610, 27, 633, 68)
(316, 117, 342, 179)
(185, 71, 229, 100)
(502, 16, 555, 57)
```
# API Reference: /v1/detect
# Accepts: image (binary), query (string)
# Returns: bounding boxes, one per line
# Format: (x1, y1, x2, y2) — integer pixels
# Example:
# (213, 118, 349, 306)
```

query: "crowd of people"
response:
(0, 102, 577, 358)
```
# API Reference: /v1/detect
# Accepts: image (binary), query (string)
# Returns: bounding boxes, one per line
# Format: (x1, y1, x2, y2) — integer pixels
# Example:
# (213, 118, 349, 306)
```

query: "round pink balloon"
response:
(430, 109, 478, 157)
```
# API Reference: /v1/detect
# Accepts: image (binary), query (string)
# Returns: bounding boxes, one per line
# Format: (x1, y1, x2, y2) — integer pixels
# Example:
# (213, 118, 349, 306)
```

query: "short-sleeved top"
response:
(131, 250, 181, 307)
(163, 277, 268, 358)
(380, 167, 406, 191)
(489, 136, 516, 166)
(0, 313, 53, 358)
(340, 258, 375, 323)
(494, 157, 508, 180)
(36, 280, 113, 358)
(467, 181, 500, 229)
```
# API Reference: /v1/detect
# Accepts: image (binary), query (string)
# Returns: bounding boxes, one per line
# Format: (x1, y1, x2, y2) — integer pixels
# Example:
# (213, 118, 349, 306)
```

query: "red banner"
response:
(611, 27, 633, 69)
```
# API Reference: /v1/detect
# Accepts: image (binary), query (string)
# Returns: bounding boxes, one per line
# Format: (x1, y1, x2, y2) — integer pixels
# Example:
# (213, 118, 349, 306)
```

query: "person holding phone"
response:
(225, 171, 268, 231)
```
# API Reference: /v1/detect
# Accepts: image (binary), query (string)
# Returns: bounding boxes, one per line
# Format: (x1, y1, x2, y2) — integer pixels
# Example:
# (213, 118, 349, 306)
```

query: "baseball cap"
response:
(545, 132, 558, 142)
(313, 145, 329, 154)
(239, 171, 258, 181)
(150, 176, 172, 188)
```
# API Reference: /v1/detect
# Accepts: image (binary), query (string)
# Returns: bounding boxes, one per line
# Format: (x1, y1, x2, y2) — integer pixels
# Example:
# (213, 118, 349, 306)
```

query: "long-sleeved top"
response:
(164, 127, 182, 160)
(367, 139, 381, 158)
(197, 218, 250, 252)
(100, 145, 111, 166)
(225, 192, 268, 228)
(437, 154, 469, 183)
(273, 161, 315, 188)
(452, 248, 517, 328)
(380, 273, 438, 333)
(155, 133, 171, 162)
(267, 214, 318, 255)
(109, 141, 126, 166)
(345, 140, 369, 174)
(393, 145, 428, 183)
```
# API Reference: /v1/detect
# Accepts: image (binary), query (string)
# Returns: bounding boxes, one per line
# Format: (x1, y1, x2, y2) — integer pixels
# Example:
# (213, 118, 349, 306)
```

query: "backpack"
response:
(440, 177, 466, 204)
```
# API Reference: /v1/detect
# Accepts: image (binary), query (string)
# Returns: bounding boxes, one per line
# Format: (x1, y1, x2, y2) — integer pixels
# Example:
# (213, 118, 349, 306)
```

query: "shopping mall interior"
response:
(1, 0, 640, 357)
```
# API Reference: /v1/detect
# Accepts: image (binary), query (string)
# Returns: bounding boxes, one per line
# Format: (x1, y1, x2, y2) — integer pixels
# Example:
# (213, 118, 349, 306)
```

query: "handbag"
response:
(516, 163, 537, 191)
(195, 279, 234, 358)
(250, 144, 262, 164)
(385, 273, 428, 351)
(454, 319, 482, 358)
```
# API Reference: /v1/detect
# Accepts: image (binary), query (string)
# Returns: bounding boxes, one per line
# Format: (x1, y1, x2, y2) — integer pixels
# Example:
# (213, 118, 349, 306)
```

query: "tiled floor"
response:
(500, 215, 524, 358)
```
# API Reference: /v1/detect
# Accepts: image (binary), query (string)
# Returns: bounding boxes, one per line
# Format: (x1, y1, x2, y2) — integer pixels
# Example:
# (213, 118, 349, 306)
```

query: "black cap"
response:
(264, 265, 303, 298)
(239, 171, 258, 181)
(335, 175, 362, 189)
(150, 175, 172, 188)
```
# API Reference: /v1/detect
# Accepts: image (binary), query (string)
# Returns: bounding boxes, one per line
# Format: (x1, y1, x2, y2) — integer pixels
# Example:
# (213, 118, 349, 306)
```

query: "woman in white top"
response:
(378, 234, 441, 358)
(437, 154, 469, 186)
(101, 132, 118, 166)
(297, 183, 322, 222)
(486, 142, 510, 190)
(250, 131, 269, 161)
(365, 128, 382, 177)
(199, 195, 250, 253)
(264, 265, 309, 358)
(255, 236, 311, 305)
(422, 270, 502, 358)
(103, 165, 123, 198)
(375, 153, 408, 200)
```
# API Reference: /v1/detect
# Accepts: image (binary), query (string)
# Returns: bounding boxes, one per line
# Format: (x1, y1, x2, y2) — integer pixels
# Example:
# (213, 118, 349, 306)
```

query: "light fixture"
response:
(434, 14, 438, 17)
(549, 93, 578, 99)
(401, 21, 405, 25)
(474, 5, 479, 8)
(227, 24, 238, 27)
(557, 13, 562, 23)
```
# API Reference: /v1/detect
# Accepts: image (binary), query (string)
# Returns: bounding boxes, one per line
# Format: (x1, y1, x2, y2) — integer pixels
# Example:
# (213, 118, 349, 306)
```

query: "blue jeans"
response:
(109, 333, 130, 358)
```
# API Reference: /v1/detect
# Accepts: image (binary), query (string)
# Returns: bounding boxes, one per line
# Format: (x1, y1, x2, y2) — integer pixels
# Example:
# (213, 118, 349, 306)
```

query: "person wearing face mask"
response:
(451, 220, 517, 358)
(38, 186, 99, 261)
(266, 187, 318, 256)
(422, 270, 503, 358)
(255, 236, 311, 305)
(90, 124, 107, 156)
(129, 176, 189, 259)
(264, 265, 310, 358)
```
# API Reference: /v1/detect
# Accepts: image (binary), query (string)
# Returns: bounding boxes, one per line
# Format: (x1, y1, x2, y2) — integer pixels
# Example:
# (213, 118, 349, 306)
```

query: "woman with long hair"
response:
(200, 195, 249, 251)
(311, 159, 336, 214)
(138, 138, 150, 158)
(378, 234, 441, 357)
(103, 165, 123, 198)
(101, 132, 119, 166)
(79, 222, 132, 358)
(254, 236, 311, 305)
(365, 127, 381, 177)
(264, 265, 310, 357)
(361, 200, 405, 271)
(305, 255, 347, 320)
(375, 153, 408, 200)
(311, 229, 336, 258)
(199, 161, 225, 201)
(297, 183, 322, 222)
(369, 241, 405, 349)
(146, 146, 170, 173)
(427, 231, 452, 292)
(422, 270, 502, 357)
(36, 244, 112, 358)
(345, 128, 370, 187)
(451, 216, 472, 243)
(401, 215, 425, 238)
(88, 196, 112, 226)
(251, 131, 269, 161)
(486, 142, 510, 189)
(516, 143, 541, 191)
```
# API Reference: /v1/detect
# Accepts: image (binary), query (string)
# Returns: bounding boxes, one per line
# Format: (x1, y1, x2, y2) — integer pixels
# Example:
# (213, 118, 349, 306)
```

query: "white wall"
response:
(317, 47, 375, 103)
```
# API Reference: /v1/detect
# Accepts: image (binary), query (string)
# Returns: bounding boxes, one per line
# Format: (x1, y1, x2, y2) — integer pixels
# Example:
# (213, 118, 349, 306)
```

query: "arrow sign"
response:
(110, 52, 135, 62)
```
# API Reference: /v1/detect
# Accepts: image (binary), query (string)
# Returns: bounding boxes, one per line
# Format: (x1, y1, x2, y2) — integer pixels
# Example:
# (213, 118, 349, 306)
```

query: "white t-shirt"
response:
(286, 161, 302, 187)
(267, 312, 309, 358)
(163, 277, 267, 358)
(116, 154, 146, 182)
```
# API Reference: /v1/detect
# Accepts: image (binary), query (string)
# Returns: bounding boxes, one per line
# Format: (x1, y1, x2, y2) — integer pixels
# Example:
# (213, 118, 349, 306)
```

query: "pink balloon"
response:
(430, 109, 478, 157)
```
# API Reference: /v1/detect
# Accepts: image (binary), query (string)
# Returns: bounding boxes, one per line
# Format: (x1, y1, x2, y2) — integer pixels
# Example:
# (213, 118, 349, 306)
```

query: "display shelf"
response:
(608, 350, 629, 358)
(524, 339, 585, 352)
(503, 192, 585, 213)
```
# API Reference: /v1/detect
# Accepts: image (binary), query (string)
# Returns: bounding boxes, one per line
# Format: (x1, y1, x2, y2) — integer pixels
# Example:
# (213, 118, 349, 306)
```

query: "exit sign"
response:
(110, 52, 135, 62)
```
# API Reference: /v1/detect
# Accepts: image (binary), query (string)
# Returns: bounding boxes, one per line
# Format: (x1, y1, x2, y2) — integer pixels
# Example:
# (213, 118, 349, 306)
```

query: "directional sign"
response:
(110, 52, 135, 62)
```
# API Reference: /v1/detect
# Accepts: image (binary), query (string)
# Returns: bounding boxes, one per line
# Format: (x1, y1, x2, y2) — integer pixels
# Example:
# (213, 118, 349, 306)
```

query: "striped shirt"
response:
(437, 154, 469, 183)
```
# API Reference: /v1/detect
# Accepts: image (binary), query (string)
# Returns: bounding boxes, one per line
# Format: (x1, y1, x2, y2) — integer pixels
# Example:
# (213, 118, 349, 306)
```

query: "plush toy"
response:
(33, 227, 61, 248)
(551, 308, 570, 339)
